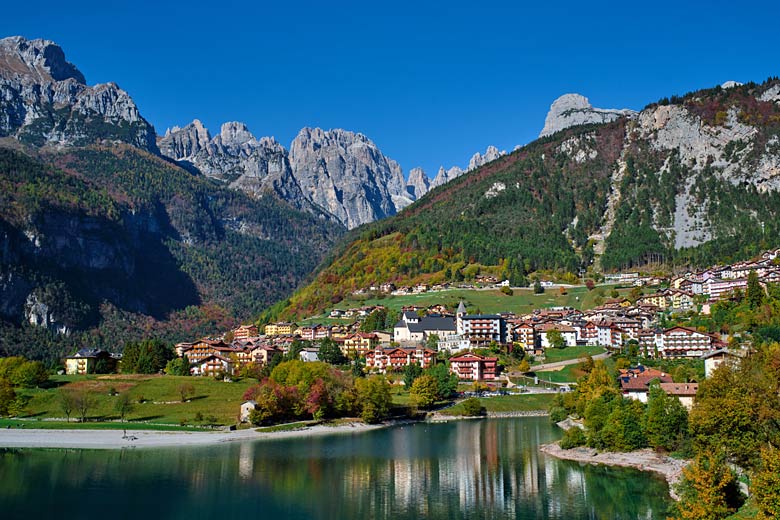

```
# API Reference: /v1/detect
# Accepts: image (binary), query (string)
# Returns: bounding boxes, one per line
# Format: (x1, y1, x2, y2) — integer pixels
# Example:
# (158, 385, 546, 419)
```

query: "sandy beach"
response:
(540, 442, 688, 499)
(0, 422, 387, 450)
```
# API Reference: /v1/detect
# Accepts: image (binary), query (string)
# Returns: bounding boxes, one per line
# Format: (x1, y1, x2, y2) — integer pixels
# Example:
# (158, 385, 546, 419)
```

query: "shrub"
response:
(549, 406, 568, 423)
(560, 427, 587, 449)
(462, 397, 485, 417)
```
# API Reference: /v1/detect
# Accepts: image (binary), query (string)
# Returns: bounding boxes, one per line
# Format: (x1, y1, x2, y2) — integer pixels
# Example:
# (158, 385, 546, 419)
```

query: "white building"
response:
(658, 327, 715, 358)
(437, 334, 471, 354)
(393, 311, 456, 344)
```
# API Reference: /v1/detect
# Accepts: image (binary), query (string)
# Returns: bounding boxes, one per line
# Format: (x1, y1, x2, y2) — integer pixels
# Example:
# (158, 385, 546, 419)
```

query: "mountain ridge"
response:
(269, 78, 780, 321)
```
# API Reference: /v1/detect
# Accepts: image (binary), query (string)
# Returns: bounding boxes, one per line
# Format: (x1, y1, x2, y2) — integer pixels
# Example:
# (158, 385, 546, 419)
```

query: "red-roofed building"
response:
(659, 382, 699, 410)
(191, 354, 233, 376)
(449, 353, 499, 381)
(180, 339, 240, 365)
(365, 347, 436, 373)
(618, 366, 673, 402)
(232, 324, 258, 340)
(659, 327, 716, 358)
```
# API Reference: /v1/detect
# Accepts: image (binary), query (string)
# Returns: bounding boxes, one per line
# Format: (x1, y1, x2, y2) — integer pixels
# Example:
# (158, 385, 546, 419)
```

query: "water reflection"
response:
(0, 418, 670, 519)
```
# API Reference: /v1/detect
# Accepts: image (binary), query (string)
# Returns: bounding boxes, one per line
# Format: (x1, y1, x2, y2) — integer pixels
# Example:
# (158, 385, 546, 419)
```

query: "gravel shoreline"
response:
(0, 422, 387, 450)
(428, 410, 549, 422)
(539, 441, 688, 500)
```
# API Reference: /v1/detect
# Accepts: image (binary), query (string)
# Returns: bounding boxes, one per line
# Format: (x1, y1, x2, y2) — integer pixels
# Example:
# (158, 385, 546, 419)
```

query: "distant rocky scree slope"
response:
(272, 78, 780, 320)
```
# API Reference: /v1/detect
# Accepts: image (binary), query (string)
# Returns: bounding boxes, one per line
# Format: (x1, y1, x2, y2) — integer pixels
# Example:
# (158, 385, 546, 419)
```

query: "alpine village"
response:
(1, 31, 780, 520)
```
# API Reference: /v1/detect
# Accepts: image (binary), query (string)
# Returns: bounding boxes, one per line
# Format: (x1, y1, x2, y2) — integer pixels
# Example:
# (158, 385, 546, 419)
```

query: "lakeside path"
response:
(0, 422, 387, 450)
(539, 442, 688, 500)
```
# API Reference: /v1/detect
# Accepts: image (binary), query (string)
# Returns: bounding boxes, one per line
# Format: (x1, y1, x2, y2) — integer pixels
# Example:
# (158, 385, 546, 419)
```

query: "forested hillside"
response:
(270, 79, 780, 321)
(0, 144, 343, 361)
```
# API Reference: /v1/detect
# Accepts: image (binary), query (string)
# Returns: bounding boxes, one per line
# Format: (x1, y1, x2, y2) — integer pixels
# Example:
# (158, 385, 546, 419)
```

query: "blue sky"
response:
(3, 1, 779, 177)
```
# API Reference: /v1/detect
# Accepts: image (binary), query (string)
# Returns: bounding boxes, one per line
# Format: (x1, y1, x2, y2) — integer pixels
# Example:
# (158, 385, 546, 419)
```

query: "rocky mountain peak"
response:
(721, 80, 743, 89)
(0, 36, 85, 84)
(158, 120, 310, 209)
(406, 167, 431, 199)
(468, 145, 505, 171)
(289, 127, 411, 228)
(218, 121, 256, 146)
(158, 119, 212, 161)
(0, 36, 157, 152)
(539, 93, 636, 138)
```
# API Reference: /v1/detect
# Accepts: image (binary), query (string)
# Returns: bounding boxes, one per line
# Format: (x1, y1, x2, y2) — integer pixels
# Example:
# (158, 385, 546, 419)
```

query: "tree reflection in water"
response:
(0, 418, 670, 519)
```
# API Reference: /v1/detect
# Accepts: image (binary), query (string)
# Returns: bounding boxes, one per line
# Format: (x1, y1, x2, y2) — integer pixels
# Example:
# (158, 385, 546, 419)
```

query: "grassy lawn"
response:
(540, 346, 605, 364)
(442, 393, 556, 415)
(13, 374, 255, 428)
(301, 285, 633, 322)
(537, 364, 586, 383)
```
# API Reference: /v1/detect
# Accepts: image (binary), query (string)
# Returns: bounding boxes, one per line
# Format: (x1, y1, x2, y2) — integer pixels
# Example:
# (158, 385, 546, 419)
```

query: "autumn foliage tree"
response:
(752, 447, 780, 519)
(409, 374, 439, 409)
(243, 360, 378, 425)
(672, 452, 743, 520)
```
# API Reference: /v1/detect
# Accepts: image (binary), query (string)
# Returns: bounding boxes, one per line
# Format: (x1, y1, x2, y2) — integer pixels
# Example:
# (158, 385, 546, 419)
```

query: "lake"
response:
(0, 417, 671, 519)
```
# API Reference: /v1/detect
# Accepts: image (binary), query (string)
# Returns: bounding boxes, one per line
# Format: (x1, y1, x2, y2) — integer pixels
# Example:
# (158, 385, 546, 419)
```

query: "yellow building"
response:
(264, 322, 298, 336)
(638, 292, 669, 310)
(341, 333, 379, 358)
(64, 349, 117, 375)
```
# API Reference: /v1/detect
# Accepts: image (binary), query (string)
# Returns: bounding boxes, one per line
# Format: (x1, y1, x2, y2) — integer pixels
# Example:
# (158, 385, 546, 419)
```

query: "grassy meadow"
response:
(298, 285, 633, 324)
(8, 374, 255, 429)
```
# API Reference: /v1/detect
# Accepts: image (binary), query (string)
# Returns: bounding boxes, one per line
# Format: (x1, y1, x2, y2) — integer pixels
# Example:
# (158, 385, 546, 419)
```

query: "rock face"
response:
(161, 123, 416, 227)
(24, 292, 70, 335)
(406, 167, 430, 199)
(539, 93, 636, 138)
(468, 145, 504, 171)
(0, 36, 157, 152)
(430, 166, 464, 190)
(424, 146, 506, 193)
(586, 80, 780, 254)
(288, 127, 413, 228)
(158, 120, 309, 208)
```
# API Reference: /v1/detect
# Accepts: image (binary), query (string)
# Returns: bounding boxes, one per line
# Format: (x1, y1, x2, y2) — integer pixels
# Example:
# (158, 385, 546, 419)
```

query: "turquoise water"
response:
(0, 417, 670, 519)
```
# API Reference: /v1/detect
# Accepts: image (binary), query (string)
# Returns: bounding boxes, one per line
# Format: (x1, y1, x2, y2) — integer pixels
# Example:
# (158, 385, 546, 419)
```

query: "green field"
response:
(11, 374, 255, 428)
(536, 365, 586, 383)
(539, 346, 605, 364)
(300, 285, 633, 324)
(443, 393, 556, 415)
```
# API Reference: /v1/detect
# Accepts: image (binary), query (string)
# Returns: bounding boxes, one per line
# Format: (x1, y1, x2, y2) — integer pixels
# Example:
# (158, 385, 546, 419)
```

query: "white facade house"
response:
(393, 311, 456, 344)
(537, 324, 577, 348)
(240, 400, 257, 422)
(658, 327, 715, 358)
(437, 334, 471, 354)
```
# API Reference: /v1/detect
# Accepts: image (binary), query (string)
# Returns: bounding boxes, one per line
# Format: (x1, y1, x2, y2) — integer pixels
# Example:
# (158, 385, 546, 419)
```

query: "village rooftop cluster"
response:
(64, 249, 778, 392)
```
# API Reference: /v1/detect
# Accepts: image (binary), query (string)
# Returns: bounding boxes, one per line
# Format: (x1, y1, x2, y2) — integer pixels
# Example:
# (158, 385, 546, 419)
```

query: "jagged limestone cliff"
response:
(0, 36, 157, 151)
